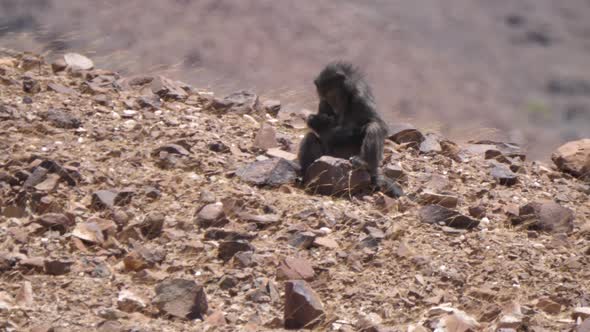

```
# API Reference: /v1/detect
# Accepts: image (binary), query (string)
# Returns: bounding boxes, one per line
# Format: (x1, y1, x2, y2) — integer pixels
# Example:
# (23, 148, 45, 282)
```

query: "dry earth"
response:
(0, 50, 589, 332)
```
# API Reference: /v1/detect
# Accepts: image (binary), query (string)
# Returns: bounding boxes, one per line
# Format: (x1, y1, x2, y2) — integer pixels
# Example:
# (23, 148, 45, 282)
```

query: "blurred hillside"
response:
(1, 0, 590, 158)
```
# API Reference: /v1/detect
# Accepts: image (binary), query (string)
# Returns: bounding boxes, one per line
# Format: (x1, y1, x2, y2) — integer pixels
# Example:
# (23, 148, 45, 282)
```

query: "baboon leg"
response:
(360, 122, 385, 183)
(298, 133, 325, 177)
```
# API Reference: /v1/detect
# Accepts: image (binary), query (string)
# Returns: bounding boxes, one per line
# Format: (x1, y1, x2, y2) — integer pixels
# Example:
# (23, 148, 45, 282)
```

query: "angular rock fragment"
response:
(573, 307, 590, 321)
(277, 257, 315, 281)
(218, 240, 255, 262)
(44, 259, 72, 275)
(387, 123, 425, 145)
(117, 290, 146, 313)
(536, 297, 561, 315)
(266, 148, 297, 161)
(304, 156, 371, 196)
(151, 76, 188, 101)
(44, 109, 81, 129)
(152, 143, 191, 156)
(236, 158, 298, 187)
(419, 133, 442, 154)
(64, 53, 94, 71)
(289, 231, 316, 249)
(383, 163, 406, 182)
(35, 213, 74, 234)
(51, 59, 67, 73)
(204, 228, 256, 241)
(253, 123, 278, 150)
(139, 212, 165, 239)
(512, 201, 574, 233)
(22, 76, 41, 94)
(551, 138, 590, 181)
(238, 212, 280, 228)
(196, 203, 228, 229)
(19, 55, 42, 71)
(153, 279, 208, 320)
(123, 246, 166, 271)
(47, 83, 78, 96)
(419, 191, 458, 208)
(212, 90, 260, 114)
(467, 140, 526, 160)
(490, 164, 518, 186)
(262, 99, 281, 116)
(92, 189, 133, 210)
(72, 222, 105, 244)
(284, 280, 325, 329)
(419, 205, 480, 229)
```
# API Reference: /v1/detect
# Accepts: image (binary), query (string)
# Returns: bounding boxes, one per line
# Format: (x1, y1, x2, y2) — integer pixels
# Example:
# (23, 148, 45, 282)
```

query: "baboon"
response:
(298, 61, 401, 196)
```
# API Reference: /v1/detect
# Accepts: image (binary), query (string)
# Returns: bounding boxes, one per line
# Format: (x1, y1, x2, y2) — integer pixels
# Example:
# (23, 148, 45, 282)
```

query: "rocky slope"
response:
(2, 0, 590, 160)
(0, 50, 589, 332)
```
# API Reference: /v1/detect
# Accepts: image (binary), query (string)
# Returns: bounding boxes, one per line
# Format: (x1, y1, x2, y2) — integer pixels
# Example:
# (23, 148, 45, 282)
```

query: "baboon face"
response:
(315, 74, 346, 112)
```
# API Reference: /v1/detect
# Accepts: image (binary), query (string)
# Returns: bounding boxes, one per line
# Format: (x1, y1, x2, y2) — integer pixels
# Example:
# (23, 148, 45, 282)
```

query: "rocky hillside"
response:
(0, 50, 589, 332)
(2, 0, 590, 160)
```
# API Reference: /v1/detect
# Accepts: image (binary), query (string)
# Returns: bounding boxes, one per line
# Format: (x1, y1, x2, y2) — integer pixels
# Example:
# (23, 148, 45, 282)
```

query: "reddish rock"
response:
(72, 222, 105, 244)
(387, 123, 425, 145)
(44, 259, 72, 275)
(212, 90, 260, 114)
(536, 297, 561, 315)
(419, 205, 480, 229)
(153, 279, 208, 320)
(304, 156, 371, 196)
(139, 212, 165, 239)
(236, 158, 299, 187)
(123, 246, 166, 271)
(35, 213, 74, 234)
(218, 240, 255, 262)
(513, 201, 574, 233)
(117, 290, 146, 313)
(419, 191, 459, 208)
(284, 280, 325, 329)
(551, 138, 590, 181)
(277, 257, 315, 281)
(253, 123, 278, 150)
(151, 76, 188, 101)
(196, 203, 228, 229)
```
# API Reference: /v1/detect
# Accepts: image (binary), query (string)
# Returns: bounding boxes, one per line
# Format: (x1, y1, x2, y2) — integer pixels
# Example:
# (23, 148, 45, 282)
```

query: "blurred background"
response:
(1, 0, 590, 159)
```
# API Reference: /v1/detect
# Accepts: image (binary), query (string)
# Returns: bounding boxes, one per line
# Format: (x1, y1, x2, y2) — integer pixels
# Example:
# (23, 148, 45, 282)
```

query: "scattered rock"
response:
(64, 53, 94, 71)
(277, 257, 315, 281)
(383, 164, 406, 182)
(490, 164, 518, 186)
(196, 202, 228, 229)
(123, 246, 166, 271)
(44, 258, 73, 275)
(153, 279, 208, 320)
(152, 143, 191, 156)
(262, 99, 281, 116)
(266, 148, 297, 161)
(91, 189, 134, 210)
(218, 240, 255, 262)
(47, 83, 78, 95)
(304, 156, 371, 196)
(419, 205, 480, 229)
(253, 123, 278, 150)
(238, 212, 280, 228)
(284, 280, 325, 329)
(72, 221, 105, 245)
(387, 123, 425, 145)
(512, 200, 574, 233)
(117, 290, 146, 313)
(551, 138, 590, 181)
(140, 212, 165, 239)
(419, 133, 442, 154)
(289, 231, 316, 249)
(236, 158, 299, 187)
(212, 90, 260, 114)
(536, 297, 562, 315)
(15, 281, 34, 308)
(573, 307, 590, 321)
(151, 76, 188, 101)
(35, 213, 74, 234)
(419, 191, 458, 208)
(313, 237, 340, 249)
(51, 59, 67, 73)
(44, 109, 82, 129)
